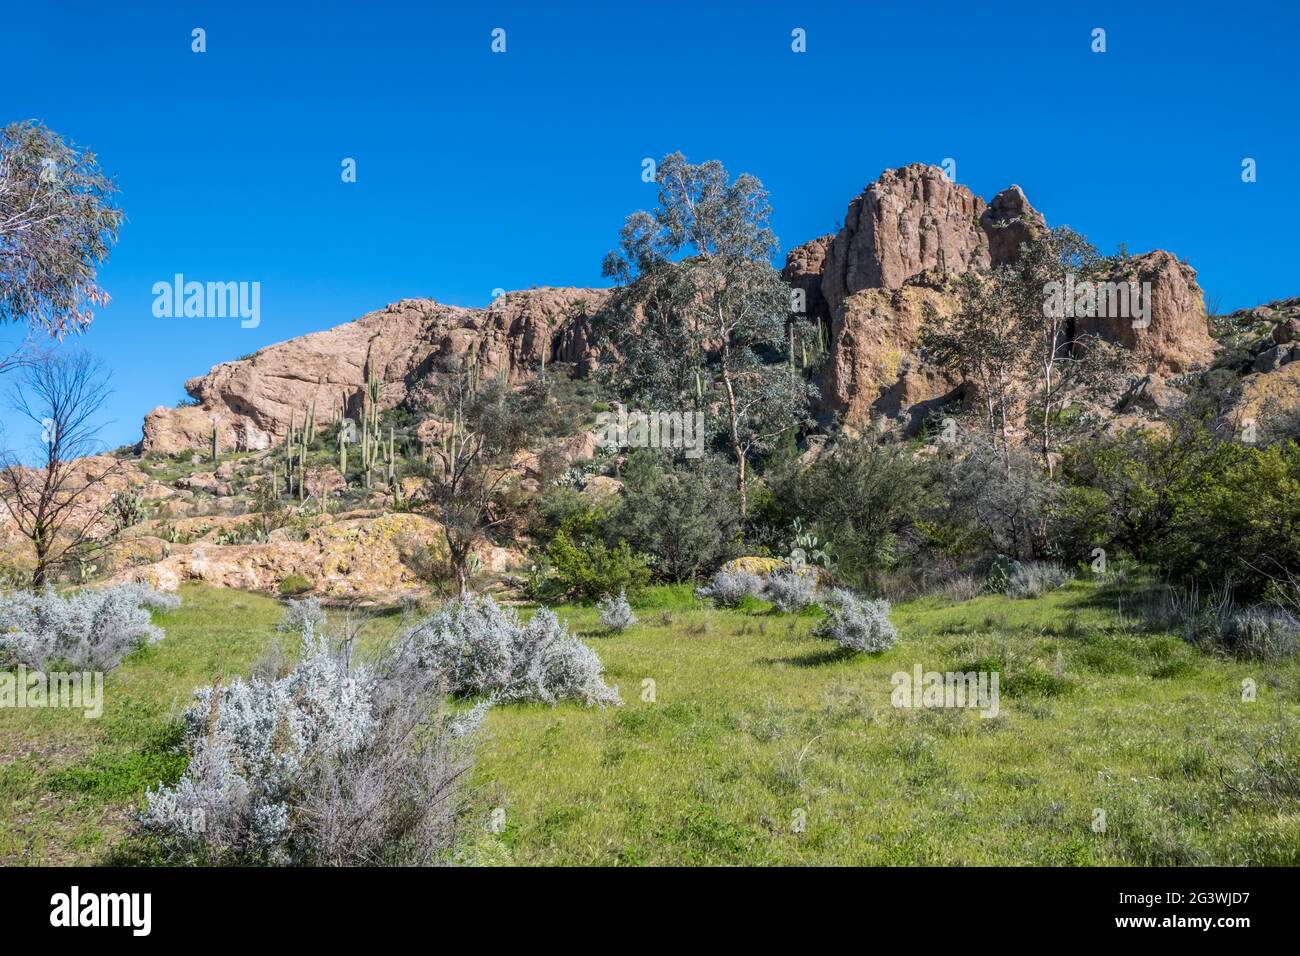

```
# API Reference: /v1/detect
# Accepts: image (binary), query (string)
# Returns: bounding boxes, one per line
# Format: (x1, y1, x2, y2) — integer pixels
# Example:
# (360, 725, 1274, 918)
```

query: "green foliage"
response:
(767, 437, 933, 588)
(108, 490, 148, 532)
(543, 530, 650, 601)
(278, 574, 313, 597)
(597, 152, 815, 515)
(1063, 423, 1300, 597)
(614, 452, 741, 582)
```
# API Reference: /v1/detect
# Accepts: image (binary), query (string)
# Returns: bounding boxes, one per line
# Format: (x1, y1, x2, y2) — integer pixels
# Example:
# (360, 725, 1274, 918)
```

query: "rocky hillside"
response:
(142, 163, 1217, 451)
(142, 287, 608, 453)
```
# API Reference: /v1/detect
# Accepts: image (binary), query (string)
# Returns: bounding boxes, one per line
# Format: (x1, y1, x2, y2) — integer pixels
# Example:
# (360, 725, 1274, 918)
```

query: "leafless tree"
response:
(0, 349, 118, 586)
(411, 366, 543, 595)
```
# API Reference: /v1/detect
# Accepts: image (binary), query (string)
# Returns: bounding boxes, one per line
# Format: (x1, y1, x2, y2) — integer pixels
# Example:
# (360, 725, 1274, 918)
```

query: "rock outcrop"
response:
(781, 234, 834, 324)
(1073, 250, 1215, 374)
(141, 287, 609, 454)
(980, 185, 1047, 267)
(143, 163, 1219, 448)
(788, 164, 1213, 428)
(820, 164, 994, 314)
(821, 274, 963, 432)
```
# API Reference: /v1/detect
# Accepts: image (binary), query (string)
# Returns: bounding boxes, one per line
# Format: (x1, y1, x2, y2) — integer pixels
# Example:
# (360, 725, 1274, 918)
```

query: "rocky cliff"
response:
(141, 287, 608, 453)
(140, 164, 1218, 451)
(790, 163, 1215, 430)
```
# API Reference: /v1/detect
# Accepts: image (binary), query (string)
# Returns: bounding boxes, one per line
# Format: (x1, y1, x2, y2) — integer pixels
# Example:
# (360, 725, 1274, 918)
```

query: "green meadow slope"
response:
(1, 582, 1297, 865)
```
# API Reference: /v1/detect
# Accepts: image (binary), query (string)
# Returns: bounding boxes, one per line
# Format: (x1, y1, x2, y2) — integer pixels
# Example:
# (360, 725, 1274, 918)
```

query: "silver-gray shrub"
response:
(136, 624, 486, 865)
(1005, 561, 1072, 599)
(395, 593, 620, 706)
(814, 588, 898, 653)
(597, 589, 636, 632)
(696, 568, 764, 607)
(0, 583, 180, 671)
(763, 569, 819, 613)
(277, 596, 326, 635)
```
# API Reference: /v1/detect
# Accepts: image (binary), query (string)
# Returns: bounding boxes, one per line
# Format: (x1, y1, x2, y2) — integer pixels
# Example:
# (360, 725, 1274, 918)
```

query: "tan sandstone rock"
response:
(140, 287, 610, 454)
(1074, 250, 1215, 374)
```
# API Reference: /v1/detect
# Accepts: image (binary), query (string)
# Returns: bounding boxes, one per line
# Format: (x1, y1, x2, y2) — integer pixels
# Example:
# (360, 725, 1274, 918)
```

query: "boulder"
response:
(1273, 317, 1300, 344)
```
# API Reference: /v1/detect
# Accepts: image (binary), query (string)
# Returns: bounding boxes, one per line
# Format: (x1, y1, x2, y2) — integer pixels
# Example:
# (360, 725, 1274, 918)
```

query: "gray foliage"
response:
(277, 596, 327, 635)
(1004, 561, 1072, 599)
(0, 583, 178, 671)
(137, 625, 485, 865)
(396, 593, 620, 706)
(695, 568, 764, 606)
(1223, 607, 1300, 661)
(814, 588, 898, 653)
(597, 589, 636, 632)
(763, 569, 819, 613)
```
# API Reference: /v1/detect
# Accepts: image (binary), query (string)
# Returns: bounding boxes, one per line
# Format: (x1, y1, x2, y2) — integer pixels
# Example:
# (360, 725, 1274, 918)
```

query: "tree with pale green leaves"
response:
(0, 121, 123, 349)
(597, 153, 814, 516)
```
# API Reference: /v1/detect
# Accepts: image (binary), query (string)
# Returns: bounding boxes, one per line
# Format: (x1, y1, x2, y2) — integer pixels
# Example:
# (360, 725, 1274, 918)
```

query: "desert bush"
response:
(695, 568, 764, 607)
(763, 437, 933, 589)
(279, 574, 313, 597)
(1063, 423, 1300, 599)
(1127, 582, 1235, 647)
(763, 569, 818, 613)
(395, 593, 620, 706)
(597, 589, 636, 632)
(1005, 561, 1072, 598)
(0, 583, 179, 670)
(614, 452, 741, 582)
(814, 588, 898, 653)
(136, 626, 485, 865)
(278, 596, 327, 635)
(1222, 606, 1300, 661)
(935, 439, 1054, 561)
(543, 531, 650, 601)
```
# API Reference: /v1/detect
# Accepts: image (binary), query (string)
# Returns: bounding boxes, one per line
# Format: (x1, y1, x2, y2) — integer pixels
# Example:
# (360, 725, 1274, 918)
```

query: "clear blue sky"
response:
(3, 0, 1297, 449)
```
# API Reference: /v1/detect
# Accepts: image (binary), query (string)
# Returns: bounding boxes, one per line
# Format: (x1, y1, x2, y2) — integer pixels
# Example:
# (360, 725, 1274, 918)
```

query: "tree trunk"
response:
(720, 359, 747, 518)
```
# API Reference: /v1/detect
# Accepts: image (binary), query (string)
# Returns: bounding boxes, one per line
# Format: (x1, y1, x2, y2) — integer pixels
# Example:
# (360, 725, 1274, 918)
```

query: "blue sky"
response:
(3, 0, 1297, 448)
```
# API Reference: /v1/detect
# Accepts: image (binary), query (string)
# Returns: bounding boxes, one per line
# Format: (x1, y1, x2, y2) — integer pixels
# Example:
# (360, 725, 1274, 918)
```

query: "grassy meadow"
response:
(1, 581, 1297, 866)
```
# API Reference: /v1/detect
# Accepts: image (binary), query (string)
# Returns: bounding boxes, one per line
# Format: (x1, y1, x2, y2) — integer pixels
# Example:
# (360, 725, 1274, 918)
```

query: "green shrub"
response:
(615, 452, 741, 582)
(544, 531, 650, 601)
(278, 574, 313, 597)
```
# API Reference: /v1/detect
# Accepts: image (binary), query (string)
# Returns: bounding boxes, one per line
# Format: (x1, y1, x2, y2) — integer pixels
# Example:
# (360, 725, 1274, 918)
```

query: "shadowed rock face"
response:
(140, 287, 609, 454)
(781, 234, 834, 326)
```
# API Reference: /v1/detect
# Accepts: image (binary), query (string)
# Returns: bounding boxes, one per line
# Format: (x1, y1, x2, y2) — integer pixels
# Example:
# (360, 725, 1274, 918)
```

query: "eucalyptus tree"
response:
(0, 121, 122, 346)
(598, 153, 814, 515)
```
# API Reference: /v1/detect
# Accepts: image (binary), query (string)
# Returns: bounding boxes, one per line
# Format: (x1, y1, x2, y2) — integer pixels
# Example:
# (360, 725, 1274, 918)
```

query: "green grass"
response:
(1, 580, 1297, 865)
